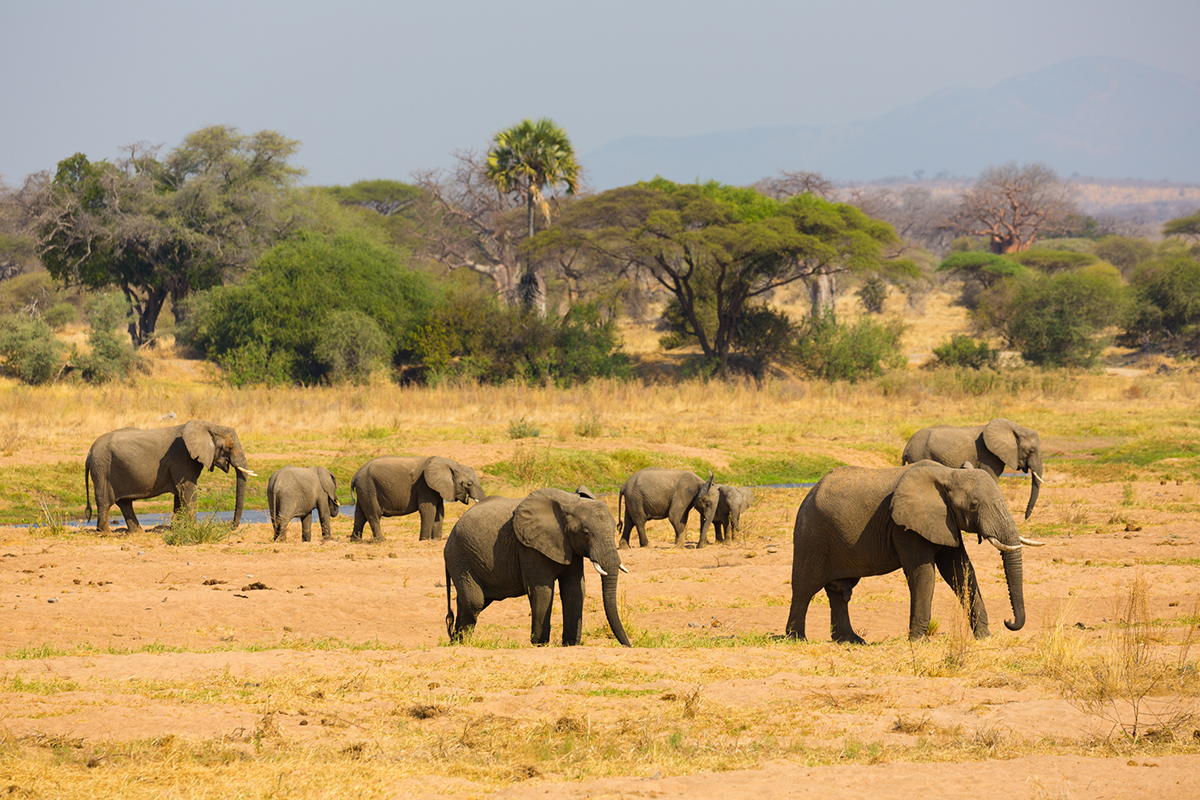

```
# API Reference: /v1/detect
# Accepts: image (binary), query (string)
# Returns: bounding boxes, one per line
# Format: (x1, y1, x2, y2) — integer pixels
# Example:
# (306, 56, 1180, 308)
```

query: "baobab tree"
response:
(953, 163, 1076, 254)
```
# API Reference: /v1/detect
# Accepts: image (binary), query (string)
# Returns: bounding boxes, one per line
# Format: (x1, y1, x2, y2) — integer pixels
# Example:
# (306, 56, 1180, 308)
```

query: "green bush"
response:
(856, 274, 889, 314)
(1005, 265, 1128, 368)
(405, 289, 629, 386)
(1120, 254, 1200, 347)
(75, 292, 139, 384)
(180, 230, 437, 385)
(793, 312, 907, 383)
(931, 334, 998, 370)
(0, 314, 65, 384)
(42, 302, 78, 330)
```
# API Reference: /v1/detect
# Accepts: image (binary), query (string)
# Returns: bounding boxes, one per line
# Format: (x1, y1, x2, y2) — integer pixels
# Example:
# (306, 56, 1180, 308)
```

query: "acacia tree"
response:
(952, 163, 1076, 254)
(485, 118, 581, 316)
(28, 126, 303, 346)
(550, 178, 899, 377)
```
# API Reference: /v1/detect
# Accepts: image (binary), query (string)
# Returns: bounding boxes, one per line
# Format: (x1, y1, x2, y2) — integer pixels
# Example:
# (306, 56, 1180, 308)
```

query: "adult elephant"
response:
(785, 461, 1043, 643)
(267, 466, 340, 542)
(617, 468, 716, 548)
(351, 456, 485, 541)
(85, 420, 255, 533)
(444, 487, 631, 647)
(712, 485, 754, 544)
(902, 418, 1045, 519)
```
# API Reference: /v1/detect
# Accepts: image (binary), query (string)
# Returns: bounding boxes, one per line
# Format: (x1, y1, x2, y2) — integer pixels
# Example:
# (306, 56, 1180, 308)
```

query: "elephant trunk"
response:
(600, 568, 631, 647)
(232, 468, 247, 530)
(1001, 547, 1026, 631)
(1024, 455, 1044, 520)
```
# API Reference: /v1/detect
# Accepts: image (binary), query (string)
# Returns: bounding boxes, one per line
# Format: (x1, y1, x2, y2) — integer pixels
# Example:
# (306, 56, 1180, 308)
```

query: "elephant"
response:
(443, 486, 631, 647)
(902, 418, 1044, 519)
(617, 468, 716, 548)
(85, 419, 255, 533)
(350, 456, 485, 541)
(785, 461, 1043, 643)
(711, 485, 755, 543)
(267, 466, 340, 542)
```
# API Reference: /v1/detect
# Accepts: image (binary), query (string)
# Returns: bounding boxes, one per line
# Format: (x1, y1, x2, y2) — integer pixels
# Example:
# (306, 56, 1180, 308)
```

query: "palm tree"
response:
(486, 118, 581, 314)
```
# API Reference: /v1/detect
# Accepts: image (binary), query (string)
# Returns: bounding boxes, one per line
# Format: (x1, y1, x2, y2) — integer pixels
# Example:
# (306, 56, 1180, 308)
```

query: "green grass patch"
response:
(724, 454, 845, 486)
(486, 447, 716, 494)
(1092, 439, 1200, 468)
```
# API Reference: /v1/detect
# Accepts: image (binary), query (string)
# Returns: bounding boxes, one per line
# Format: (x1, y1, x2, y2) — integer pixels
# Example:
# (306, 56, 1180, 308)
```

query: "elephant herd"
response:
(80, 417, 1046, 647)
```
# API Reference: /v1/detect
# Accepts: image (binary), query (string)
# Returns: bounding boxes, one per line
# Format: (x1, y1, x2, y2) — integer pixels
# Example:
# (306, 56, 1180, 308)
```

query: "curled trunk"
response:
(1024, 455, 1044, 519)
(600, 572, 631, 647)
(1001, 548, 1026, 631)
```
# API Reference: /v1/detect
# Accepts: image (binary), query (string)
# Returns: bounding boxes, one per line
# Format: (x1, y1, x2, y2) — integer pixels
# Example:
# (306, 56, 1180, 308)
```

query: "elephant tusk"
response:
(1030, 471, 1045, 484)
(1019, 536, 1047, 547)
(986, 537, 1023, 553)
(237, 467, 258, 478)
(619, 564, 630, 574)
(592, 561, 609, 577)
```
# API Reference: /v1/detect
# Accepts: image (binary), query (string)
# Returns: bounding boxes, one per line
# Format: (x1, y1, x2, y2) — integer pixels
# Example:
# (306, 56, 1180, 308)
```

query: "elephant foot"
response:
(973, 626, 991, 639)
(833, 629, 866, 645)
(618, 540, 631, 550)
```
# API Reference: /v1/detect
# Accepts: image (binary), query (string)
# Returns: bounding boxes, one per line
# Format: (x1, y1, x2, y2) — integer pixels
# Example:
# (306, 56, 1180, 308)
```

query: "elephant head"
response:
(720, 485, 754, 531)
(982, 419, 1045, 519)
(425, 458, 486, 505)
(512, 488, 631, 647)
(693, 472, 717, 539)
(182, 420, 254, 528)
(891, 463, 1037, 632)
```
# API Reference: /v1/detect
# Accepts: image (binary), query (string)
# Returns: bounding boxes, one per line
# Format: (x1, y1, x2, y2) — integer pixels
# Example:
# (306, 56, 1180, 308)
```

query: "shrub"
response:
(180, 230, 437, 385)
(75, 292, 139, 384)
(1011, 249, 1099, 273)
(314, 310, 389, 384)
(1120, 254, 1200, 348)
(1093, 235, 1154, 276)
(42, 302, 78, 330)
(0, 314, 65, 384)
(1005, 265, 1128, 368)
(793, 312, 907, 383)
(856, 274, 889, 314)
(931, 335, 998, 369)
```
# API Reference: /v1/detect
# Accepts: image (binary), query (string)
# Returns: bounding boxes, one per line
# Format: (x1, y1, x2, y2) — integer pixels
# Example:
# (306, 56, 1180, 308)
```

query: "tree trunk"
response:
(808, 269, 837, 318)
(125, 284, 168, 348)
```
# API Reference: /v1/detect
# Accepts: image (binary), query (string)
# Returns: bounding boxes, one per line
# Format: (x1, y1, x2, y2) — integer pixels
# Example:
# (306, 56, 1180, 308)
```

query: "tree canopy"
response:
(28, 126, 304, 345)
(952, 163, 1076, 254)
(547, 178, 899, 376)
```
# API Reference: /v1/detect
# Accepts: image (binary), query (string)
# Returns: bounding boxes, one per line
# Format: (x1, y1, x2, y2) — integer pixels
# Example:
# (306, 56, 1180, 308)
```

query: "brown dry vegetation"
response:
(1, 302, 1199, 798)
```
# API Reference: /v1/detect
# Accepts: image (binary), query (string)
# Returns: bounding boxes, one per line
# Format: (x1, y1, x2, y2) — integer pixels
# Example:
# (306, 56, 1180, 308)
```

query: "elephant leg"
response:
(936, 548, 990, 638)
(785, 589, 813, 640)
(901, 560, 938, 641)
(451, 577, 487, 642)
(96, 501, 111, 533)
(619, 509, 633, 549)
(558, 562, 585, 646)
(318, 507, 333, 541)
(351, 505, 367, 540)
(272, 515, 287, 542)
(417, 499, 441, 541)
(713, 521, 725, 543)
(527, 583, 555, 645)
(116, 499, 142, 534)
(826, 578, 864, 644)
(300, 513, 313, 543)
(670, 510, 689, 547)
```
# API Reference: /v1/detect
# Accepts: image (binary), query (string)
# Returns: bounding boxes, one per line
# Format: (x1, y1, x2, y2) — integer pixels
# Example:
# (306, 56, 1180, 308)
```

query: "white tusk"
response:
(986, 537, 1023, 553)
(238, 467, 258, 477)
(592, 561, 609, 577)
(1030, 471, 1045, 484)
(619, 564, 630, 574)
(1019, 536, 1046, 547)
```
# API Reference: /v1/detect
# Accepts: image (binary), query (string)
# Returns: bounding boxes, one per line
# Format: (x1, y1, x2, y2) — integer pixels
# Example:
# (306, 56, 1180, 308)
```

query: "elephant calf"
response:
(267, 466, 340, 542)
(444, 488, 631, 647)
(711, 485, 754, 543)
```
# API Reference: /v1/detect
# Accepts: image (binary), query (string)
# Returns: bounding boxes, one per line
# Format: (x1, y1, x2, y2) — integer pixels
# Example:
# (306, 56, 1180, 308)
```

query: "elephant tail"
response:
(84, 463, 93, 522)
(444, 563, 455, 642)
(616, 490, 624, 536)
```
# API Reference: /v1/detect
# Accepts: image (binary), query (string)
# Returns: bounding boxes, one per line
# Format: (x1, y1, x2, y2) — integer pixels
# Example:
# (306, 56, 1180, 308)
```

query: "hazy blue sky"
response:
(3, 0, 1198, 187)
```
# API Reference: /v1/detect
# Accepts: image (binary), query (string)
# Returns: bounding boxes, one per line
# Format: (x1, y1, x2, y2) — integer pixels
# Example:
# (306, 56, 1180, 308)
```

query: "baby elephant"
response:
(267, 466, 340, 542)
(711, 485, 754, 543)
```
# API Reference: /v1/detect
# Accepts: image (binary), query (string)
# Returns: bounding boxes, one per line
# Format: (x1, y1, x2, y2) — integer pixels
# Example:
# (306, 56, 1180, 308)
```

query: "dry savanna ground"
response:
(1, 297, 1199, 798)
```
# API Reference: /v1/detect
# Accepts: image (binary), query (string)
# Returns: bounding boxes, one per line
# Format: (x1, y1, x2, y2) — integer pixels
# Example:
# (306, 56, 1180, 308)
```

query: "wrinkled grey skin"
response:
(786, 461, 1027, 643)
(711, 485, 755, 544)
(85, 420, 252, 533)
(351, 456, 485, 541)
(618, 468, 716, 548)
(444, 487, 631, 647)
(902, 418, 1044, 519)
(267, 466, 340, 542)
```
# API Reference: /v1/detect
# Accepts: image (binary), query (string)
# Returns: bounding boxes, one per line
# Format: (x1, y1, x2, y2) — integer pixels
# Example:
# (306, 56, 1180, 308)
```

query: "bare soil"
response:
(1, 471, 1197, 798)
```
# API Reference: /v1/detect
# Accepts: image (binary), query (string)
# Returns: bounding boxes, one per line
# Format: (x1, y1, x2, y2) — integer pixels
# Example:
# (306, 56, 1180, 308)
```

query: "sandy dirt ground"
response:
(1, 471, 1198, 798)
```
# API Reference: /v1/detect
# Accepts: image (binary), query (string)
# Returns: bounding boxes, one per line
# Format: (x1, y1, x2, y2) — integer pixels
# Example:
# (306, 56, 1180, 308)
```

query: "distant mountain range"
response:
(582, 57, 1200, 190)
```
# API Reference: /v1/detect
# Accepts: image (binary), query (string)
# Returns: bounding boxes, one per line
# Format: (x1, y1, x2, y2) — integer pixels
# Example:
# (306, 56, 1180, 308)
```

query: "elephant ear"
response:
(574, 485, 597, 500)
(513, 488, 574, 565)
(983, 419, 1020, 471)
(423, 458, 457, 502)
(182, 420, 216, 469)
(891, 465, 962, 548)
(319, 468, 338, 505)
(696, 472, 715, 500)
